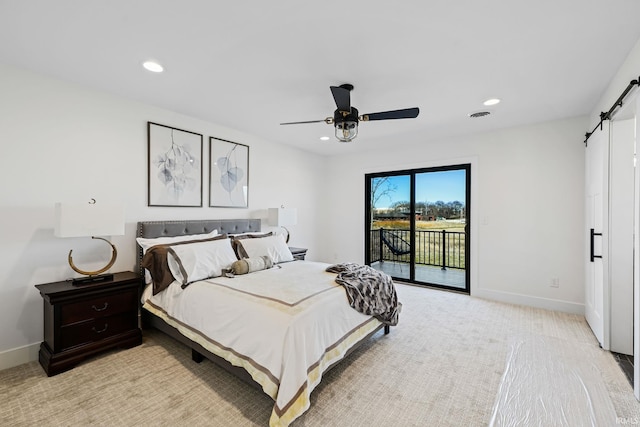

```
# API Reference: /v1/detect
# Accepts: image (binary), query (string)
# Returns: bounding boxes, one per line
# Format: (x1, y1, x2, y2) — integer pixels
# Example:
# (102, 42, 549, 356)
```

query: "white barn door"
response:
(585, 121, 610, 349)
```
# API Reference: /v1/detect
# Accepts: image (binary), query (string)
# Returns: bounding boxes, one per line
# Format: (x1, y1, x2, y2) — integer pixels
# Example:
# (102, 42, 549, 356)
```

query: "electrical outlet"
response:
(550, 277, 560, 288)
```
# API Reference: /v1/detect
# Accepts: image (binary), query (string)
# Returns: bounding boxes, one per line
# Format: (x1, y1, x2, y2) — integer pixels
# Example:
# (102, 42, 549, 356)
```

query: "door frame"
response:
(593, 88, 639, 399)
(634, 94, 640, 400)
(613, 92, 640, 400)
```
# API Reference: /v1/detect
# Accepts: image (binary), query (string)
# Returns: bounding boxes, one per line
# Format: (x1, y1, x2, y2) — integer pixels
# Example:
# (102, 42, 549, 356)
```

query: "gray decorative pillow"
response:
(229, 256, 274, 275)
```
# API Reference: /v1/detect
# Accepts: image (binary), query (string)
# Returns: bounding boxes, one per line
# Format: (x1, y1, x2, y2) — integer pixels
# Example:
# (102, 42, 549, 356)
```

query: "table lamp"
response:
(268, 206, 297, 243)
(54, 199, 125, 285)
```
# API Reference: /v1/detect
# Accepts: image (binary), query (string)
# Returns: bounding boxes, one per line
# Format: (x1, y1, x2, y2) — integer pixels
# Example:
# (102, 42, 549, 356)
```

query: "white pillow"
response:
(136, 229, 219, 254)
(167, 238, 237, 287)
(137, 229, 218, 284)
(237, 234, 294, 263)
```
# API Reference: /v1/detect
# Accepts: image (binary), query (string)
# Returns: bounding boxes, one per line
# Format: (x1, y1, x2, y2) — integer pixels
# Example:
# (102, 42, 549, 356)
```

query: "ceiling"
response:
(1, 1, 640, 156)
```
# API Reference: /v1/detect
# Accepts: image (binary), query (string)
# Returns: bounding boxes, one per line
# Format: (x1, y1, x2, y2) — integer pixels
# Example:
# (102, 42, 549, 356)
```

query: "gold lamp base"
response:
(281, 226, 291, 243)
(68, 236, 117, 286)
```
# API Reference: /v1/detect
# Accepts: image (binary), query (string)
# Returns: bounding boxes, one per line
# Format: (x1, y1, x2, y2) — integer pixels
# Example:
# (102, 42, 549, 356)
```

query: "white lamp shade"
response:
(268, 207, 297, 227)
(54, 202, 125, 237)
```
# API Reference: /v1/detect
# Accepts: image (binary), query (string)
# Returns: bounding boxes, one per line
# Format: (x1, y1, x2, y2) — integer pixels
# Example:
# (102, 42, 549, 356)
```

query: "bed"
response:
(136, 219, 393, 427)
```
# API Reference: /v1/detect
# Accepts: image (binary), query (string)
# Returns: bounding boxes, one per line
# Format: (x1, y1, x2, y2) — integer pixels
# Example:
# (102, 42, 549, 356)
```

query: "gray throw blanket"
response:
(326, 263, 400, 326)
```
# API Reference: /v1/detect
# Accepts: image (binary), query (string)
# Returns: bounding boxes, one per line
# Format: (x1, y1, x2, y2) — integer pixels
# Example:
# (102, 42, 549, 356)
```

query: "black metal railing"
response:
(370, 228, 466, 270)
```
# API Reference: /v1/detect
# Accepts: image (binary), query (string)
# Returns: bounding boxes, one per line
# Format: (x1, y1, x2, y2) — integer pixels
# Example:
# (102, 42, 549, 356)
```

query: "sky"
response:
(373, 169, 466, 208)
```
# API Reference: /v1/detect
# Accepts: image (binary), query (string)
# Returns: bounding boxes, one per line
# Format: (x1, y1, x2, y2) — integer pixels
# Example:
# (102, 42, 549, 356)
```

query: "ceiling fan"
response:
(280, 84, 420, 142)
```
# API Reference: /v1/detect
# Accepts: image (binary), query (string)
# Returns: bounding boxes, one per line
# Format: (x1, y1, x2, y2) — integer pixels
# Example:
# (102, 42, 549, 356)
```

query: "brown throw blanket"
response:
(326, 263, 400, 326)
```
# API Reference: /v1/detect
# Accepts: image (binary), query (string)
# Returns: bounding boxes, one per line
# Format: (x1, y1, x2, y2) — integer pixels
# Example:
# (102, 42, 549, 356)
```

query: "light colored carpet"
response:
(1, 283, 639, 426)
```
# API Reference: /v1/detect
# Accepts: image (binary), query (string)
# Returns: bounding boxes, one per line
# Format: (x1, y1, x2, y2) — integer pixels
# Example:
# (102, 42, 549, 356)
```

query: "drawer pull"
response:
(92, 302, 109, 312)
(92, 323, 108, 334)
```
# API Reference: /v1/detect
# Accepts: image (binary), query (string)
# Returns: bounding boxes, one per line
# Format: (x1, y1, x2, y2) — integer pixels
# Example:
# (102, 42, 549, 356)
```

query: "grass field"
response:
(372, 219, 465, 233)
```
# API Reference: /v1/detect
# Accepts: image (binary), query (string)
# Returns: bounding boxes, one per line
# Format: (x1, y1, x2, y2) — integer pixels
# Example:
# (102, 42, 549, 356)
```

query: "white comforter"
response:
(142, 260, 381, 426)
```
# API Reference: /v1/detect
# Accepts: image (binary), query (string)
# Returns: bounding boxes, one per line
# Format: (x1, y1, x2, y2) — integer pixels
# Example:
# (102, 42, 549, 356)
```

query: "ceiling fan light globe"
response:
(335, 121, 358, 142)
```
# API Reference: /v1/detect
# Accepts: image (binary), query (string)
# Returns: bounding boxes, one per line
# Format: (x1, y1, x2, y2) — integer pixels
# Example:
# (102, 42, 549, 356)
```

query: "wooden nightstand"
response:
(35, 271, 143, 376)
(289, 247, 308, 261)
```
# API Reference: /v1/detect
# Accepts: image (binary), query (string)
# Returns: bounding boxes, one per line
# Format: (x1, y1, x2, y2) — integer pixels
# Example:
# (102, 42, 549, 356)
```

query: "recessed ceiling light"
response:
(143, 61, 164, 73)
(320, 136, 330, 141)
(483, 98, 501, 106)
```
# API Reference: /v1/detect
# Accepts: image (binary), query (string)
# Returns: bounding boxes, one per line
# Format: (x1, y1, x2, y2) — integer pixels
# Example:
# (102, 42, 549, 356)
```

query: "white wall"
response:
(589, 37, 640, 127)
(0, 63, 326, 363)
(320, 116, 587, 313)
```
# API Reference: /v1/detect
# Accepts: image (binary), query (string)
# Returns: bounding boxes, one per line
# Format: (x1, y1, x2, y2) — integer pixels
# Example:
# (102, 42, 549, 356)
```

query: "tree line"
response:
(383, 200, 465, 220)
(370, 176, 465, 221)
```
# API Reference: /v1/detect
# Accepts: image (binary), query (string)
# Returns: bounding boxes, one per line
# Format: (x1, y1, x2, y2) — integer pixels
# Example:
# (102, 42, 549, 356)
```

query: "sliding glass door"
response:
(367, 173, 412, 281)
(365, 164, 470, 292)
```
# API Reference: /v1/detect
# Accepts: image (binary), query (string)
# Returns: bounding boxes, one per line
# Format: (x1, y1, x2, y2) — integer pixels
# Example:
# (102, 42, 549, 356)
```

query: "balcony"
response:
(369, 228, 466, 289)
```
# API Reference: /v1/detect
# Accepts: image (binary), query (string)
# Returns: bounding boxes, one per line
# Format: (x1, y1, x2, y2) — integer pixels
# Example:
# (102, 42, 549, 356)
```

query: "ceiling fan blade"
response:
(361, 107, 420, 121)
(280, 119, 327, 125)
(330, 85, 351, 112)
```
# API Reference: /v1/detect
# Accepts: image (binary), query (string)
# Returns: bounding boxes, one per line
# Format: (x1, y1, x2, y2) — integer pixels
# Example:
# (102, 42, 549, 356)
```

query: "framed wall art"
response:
(147, 122, 203, 207)
(209, 137, 249, 208)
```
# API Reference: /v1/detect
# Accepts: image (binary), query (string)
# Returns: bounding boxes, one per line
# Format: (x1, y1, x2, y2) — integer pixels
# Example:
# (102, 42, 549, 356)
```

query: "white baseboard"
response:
(472, 288, 585, 315)
(0, 342, 40, 371)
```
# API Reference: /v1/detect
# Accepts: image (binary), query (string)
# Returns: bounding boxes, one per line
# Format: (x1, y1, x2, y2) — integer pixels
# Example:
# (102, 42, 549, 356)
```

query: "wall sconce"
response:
(54, 199, 125, 285)
(268, 206, 297, 243)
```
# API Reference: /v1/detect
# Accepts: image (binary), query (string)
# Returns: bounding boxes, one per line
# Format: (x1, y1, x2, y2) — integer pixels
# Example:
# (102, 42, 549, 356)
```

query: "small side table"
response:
(35, 271, 143, 376)
(289, 247, 308, 261)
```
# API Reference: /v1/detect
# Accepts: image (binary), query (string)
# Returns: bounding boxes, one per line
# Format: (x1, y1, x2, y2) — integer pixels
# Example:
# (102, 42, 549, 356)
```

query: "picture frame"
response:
(209, 137, 249, 208)
(147, 122, 203, 207)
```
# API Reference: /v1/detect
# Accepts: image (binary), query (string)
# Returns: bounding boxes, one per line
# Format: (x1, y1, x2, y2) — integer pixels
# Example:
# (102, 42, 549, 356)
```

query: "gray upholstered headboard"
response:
(136, 219, 261, 274)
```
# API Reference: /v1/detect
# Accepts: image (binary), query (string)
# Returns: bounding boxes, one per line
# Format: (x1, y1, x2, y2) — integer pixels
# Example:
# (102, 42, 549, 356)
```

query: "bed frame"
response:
(136, 219, 389, 391)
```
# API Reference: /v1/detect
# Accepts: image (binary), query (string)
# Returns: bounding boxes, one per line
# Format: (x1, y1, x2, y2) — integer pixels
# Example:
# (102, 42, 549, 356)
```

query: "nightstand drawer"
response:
(59, 313, 136, 350)
(60, 289, 137, 326)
